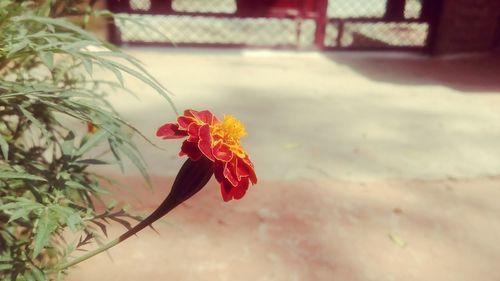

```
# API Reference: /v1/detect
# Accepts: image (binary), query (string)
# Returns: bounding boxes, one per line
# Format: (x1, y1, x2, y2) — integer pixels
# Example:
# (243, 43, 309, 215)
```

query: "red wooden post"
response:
(313, 0, 328, 50)
(150, 0, 173, 14)
(384, 0, 406, 20)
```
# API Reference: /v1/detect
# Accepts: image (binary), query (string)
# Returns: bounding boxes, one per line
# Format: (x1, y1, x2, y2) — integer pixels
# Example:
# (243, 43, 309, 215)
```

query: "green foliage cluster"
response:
(0, 1, 174, 280)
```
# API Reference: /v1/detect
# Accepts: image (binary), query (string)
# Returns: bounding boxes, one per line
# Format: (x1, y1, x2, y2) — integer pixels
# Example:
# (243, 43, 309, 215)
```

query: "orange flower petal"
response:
(183, 109, 196, 118)
(156, 123, 187, 139)
(235, 157, 250, 180)
(178, 116, 195, 130)
(187, 122, 201, 142)
(191, 110, 215, 125)
(197, 124, 215, 161)
(223, 161, 239, 187)
(212, 141, 233, 162)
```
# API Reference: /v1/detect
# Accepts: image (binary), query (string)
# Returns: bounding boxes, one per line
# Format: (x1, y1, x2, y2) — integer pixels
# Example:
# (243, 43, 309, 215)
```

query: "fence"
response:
(107, 0, 441, 52)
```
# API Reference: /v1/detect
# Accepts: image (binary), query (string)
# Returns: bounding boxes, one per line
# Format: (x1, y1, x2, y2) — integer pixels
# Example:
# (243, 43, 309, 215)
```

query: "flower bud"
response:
(119, 157, 213, 241)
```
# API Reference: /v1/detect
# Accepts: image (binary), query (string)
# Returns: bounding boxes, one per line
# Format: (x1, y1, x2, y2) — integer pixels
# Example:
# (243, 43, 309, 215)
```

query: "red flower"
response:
(157, 109, 257, 201)
(87, 122, 97, 133)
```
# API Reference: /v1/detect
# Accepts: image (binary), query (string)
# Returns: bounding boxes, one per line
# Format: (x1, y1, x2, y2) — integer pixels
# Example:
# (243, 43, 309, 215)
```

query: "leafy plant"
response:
(0, 1, 175, 280)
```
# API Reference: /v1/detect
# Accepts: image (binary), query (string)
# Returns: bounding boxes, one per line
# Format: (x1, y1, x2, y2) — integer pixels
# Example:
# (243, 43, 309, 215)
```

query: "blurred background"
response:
(70, 0, 500, 280)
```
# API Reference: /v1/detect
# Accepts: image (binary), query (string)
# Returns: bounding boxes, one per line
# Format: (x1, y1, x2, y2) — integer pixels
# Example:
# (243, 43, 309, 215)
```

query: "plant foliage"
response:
(0, 1, 174, 280)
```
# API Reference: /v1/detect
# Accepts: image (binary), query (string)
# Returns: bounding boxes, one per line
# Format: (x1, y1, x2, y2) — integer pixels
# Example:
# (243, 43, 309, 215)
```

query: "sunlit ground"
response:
(68, 49, 500, 281)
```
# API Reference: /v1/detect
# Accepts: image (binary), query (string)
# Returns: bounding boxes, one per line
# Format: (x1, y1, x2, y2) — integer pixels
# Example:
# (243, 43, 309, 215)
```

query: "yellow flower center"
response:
(211, 115, 247, 157)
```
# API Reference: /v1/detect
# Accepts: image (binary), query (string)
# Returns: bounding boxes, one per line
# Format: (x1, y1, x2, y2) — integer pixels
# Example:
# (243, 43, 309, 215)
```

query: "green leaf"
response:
(33, 209, 57, 258)
(104, 59, 176, 113)
(39, 51, 53, 69)
(0, 264, 12, 271)
(62, 131, 75, 156)
(0, 171, 46, 181)
(30, 266, 46, 281)
(65, 181, 88, 191)
(106, 199, 118, 210)
(76, 129, 108, 156)
(0, 197, 43, 210)
(17, 105, 48, 136)
(7, 205, 40, 223)
(7, 39, 29, 57)
(51, 205, 82, 232)
(24, 271, 36, 281)
(75, 159, 110, 165)
(0, 134, 9, 160)
(98, 60, 124, 86)
(13, 16, 99, 42)
(118, 143, 150, 184)
(65, 212, 83, 232)
(81, 56, 93, 76)
(109, 139, 124, 172)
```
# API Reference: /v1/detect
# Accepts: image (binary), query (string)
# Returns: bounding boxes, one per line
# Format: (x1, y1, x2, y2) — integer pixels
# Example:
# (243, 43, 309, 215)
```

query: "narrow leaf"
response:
(81, 57, 93, 76)
(24, 271, 36, 281)
(33, 209, 57, 257)
(0, 171, 46, 181)
(17, 105, 48, 136)
(39, 51, 53, 69)
(30, 266, 46, 281)
(75, 159, 110, 165)
(0, 264, 12, 271)
(76, 129, 108, 156)
(7, 206, 39, 223)
(7, 39, 29, 57)
(62, 131, 75, 156)
(0, 134, 9, 160)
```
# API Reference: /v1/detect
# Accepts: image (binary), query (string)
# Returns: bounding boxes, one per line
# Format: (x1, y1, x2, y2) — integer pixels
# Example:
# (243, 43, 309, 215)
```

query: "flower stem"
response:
(57, 197, 176, 271)
(56, 158, 214, 271)
(58, 237, 121, 269)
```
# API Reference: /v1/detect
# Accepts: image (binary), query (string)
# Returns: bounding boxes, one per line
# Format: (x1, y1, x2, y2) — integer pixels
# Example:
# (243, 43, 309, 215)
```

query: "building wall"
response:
(434, 0, 500, 54)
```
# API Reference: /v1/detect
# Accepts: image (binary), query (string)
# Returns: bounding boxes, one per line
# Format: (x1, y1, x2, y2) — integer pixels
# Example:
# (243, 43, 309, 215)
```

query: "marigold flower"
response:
(157, 109, 257, 201)
(59, 110, 257, 269)
(87, 122, 97, 133)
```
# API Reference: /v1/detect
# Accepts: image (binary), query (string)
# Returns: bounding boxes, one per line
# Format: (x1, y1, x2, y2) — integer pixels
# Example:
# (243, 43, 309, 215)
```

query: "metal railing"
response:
(107, 0, 441, 52)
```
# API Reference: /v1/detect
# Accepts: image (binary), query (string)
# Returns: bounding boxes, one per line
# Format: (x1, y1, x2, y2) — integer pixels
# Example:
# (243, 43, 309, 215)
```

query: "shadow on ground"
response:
(322, 53, 500, 93)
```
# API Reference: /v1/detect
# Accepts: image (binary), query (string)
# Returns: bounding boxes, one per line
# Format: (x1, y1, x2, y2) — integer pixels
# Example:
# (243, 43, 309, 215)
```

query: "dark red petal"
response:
(156, 123, 188, 139)
(234, 157, 249, 180)
(212, 141, 233, 162)
(179, 140, 202, 161)
(187, 122, 201, 142)
(197, 124, 214, 161)
(232, 178, 249, 200)
(223, 161, 239, 187)
(219, 179, 233, 202)
(218, 177, 249, 201)
(192, 110, 215, 125)
(184, 109, 196, 118)
(178, 116, 196, 130)
(241, 156, 257, 184)
(214, 161, 225, 183)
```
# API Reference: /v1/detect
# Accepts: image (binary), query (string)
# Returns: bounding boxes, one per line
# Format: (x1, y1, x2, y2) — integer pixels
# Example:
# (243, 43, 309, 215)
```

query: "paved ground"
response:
(67, 49, 500, 281)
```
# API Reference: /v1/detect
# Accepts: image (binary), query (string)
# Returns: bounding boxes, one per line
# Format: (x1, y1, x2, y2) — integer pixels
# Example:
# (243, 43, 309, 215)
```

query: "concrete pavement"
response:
(102, 49, 500, 182)
(67, 50, 500, 281)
